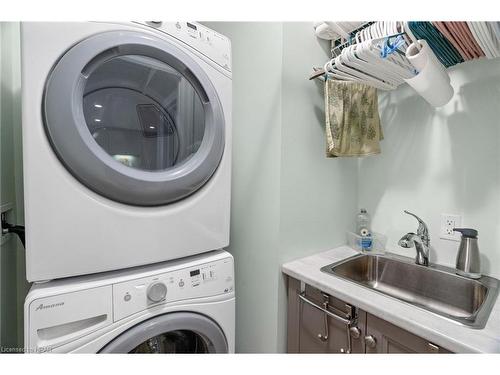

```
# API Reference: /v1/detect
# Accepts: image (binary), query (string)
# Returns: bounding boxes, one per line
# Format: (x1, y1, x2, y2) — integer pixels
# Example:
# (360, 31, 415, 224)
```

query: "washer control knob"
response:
(147, 282, 167, 303)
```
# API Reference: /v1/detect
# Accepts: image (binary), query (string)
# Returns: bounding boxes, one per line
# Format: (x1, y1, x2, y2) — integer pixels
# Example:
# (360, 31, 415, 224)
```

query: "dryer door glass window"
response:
(43, 31, 226, 206)
(129, 330, 210, 353)
(83, 55, 205, 171)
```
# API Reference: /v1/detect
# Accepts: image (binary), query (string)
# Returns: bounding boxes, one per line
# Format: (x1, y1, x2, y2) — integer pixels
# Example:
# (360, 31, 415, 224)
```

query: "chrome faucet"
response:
(398, 210, 430, 266)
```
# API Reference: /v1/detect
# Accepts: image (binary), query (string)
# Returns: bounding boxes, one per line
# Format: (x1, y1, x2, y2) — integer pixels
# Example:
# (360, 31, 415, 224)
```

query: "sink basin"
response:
(321, 253, 500, 328)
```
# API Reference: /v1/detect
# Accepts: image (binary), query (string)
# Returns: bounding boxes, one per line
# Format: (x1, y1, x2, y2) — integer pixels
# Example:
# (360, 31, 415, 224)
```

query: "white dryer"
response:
(21, 22, 232, 282)
(24, 250, 235, 353)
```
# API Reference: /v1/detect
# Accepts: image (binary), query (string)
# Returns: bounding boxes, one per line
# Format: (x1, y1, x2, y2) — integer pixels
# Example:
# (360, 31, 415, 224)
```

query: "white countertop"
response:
(281, 246, 500, 353)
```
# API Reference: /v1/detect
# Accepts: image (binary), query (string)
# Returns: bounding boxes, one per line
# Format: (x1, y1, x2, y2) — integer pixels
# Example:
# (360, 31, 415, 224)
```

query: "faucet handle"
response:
(403, 210, 429, 240)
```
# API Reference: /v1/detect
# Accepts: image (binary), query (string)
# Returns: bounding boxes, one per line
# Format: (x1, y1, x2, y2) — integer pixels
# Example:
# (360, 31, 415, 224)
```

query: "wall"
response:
(203, 22, 284, 353)
(204, 22, 358, 353)
(0, 22, 25, 349)
(276, 23, 358, 351)
(359, 58, 500, 278)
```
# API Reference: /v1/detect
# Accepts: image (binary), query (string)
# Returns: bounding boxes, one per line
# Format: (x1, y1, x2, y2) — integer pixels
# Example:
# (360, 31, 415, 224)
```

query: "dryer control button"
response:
(147, 282, 167, 303)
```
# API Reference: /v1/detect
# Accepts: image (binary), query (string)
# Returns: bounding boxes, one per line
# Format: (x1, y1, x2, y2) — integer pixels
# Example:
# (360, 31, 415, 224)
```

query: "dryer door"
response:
(99, 312, 228, 353)
(43, 30, 225, 206)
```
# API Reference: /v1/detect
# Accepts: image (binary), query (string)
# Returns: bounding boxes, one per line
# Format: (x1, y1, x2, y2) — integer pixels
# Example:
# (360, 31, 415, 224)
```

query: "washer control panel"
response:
(112, 257, 234, 322)
(138, 21, 232, 72)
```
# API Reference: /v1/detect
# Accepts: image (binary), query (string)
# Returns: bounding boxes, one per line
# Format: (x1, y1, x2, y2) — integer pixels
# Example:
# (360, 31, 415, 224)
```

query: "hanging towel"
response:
(325, 80, 383, 157)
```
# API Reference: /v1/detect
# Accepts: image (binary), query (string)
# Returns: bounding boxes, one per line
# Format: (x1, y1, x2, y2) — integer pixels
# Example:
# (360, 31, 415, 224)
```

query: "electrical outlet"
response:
(440, 214, 462, 241)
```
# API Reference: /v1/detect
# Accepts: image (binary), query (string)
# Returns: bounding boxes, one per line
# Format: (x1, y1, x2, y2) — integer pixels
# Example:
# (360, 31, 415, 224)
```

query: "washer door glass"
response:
(99, 312, 228, 353)
(43, 31, 225, 206)
(130, 330, 210, 353)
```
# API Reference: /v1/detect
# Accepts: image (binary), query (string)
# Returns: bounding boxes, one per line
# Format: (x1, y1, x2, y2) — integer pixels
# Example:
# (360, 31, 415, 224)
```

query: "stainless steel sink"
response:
(321, 253, 500, 328)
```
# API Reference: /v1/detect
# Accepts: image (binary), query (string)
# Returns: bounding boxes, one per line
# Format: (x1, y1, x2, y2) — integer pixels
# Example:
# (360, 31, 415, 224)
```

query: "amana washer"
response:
(21, 22, 232, 282)
(24, 250, 235, 353)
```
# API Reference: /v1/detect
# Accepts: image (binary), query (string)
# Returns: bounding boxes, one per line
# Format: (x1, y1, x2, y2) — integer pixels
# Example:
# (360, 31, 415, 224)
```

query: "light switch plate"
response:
(440, 213, 462, 241)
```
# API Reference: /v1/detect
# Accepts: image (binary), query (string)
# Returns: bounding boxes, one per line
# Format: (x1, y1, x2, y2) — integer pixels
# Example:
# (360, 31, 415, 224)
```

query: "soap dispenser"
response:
(453, 228, 481, 279)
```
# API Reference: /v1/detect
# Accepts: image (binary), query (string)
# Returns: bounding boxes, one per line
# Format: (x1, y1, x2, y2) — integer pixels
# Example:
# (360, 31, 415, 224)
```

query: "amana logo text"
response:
(35, 302, 65, 311)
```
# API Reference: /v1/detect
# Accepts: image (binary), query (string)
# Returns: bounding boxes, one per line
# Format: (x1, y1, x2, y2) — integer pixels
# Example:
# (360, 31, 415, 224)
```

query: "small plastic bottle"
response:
(356, 209, 372, 251)
(356, 209, 370, 234)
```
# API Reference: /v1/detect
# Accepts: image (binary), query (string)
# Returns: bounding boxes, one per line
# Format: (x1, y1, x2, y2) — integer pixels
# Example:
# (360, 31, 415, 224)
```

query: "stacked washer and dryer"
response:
(21, 21, 233, 353)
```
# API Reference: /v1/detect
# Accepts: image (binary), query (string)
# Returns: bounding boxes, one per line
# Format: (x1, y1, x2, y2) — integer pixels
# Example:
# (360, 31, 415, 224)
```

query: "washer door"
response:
(43, 30, 225, 206)
(99, 312, 228, 353)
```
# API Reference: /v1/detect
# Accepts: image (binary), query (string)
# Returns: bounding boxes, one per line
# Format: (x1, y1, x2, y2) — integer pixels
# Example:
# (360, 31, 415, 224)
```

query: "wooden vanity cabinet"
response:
(287, 276, 452, 354)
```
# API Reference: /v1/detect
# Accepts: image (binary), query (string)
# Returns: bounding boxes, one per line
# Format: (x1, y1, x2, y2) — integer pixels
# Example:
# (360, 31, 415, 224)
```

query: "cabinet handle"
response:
(364, 335, 377, 349)
(298, 292, 357, 353)
(350, 326, 361, 339)
(298, 293, 352, 325)
(317, 294, 330, 342)
(427, 342, 440, 353)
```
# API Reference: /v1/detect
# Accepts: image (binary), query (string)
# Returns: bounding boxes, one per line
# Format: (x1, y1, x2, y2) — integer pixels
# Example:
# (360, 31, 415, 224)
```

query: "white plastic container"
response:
(356, 208, 371, 235)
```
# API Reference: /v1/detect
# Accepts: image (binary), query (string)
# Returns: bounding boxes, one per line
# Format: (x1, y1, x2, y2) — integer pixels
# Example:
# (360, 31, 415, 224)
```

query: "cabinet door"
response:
(287, 277, 365, 353)
(365, 313, 452, 353)
(299, 287, 365, 353)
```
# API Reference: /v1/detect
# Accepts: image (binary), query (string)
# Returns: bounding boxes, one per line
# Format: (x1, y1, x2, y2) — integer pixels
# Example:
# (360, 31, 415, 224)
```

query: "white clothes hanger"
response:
(402, 22, 422, 50)
(478, 22, 499, 57)
(357, 40, 414, 81)
(467, 22, 493, 58)
(334, 55, 392, 89)
(486, 22, 500, 57)
(326, 51, 396, 90)
(346, 43, 403, 85)
(395, 21, 411, 48)
(342, 45, 400, 86)
(323, 61, 359, 81)
(356, 29, 414, 73)
(325, 57, 374, 82)
(339, 41, 405, 89)
(322, 21, 419, 90)
(372, 38, 414, 71)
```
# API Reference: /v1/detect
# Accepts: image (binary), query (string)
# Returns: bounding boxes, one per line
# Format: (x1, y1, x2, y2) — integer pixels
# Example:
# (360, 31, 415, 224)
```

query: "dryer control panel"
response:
(112, 256, 234, 321)
(138, 21, 232, 72)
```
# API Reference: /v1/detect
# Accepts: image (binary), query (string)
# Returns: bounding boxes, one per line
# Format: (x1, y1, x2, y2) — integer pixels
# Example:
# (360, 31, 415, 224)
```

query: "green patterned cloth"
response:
(325, 80, 383, 157)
